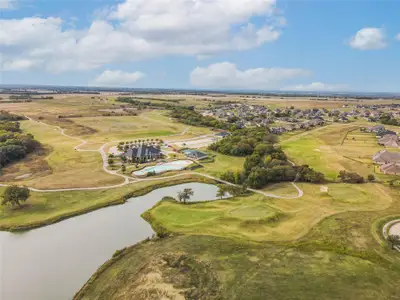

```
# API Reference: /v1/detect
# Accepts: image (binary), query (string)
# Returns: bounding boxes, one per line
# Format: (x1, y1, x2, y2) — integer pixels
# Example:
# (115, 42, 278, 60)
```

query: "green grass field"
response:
(281, 123, 393, 181)
(144, 183, 394, 242)
(197, 151, 245, 177)
(71, 111, 211, 144)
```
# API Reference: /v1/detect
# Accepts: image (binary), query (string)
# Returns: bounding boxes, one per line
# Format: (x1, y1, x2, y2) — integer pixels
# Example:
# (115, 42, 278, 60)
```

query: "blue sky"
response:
(0, 0, 399, 92)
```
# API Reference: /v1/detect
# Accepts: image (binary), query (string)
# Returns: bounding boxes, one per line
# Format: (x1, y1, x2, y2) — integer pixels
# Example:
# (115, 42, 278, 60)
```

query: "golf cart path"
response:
(0, 116, 304, 199)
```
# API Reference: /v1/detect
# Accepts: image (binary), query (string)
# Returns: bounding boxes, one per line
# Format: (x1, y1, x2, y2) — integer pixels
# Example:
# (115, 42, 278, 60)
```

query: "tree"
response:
(121, 165, 126, 173)
(2, 185, 30, 207)
(177, 188, 194, 204)
(387, 234, 400, 250)
(216, 187, 226, 199)
(108, 158, 114, 165)
(367, 174, 375, 182)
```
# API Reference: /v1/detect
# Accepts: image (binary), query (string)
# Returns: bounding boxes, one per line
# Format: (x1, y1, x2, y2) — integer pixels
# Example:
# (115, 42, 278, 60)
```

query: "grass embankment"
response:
(0, 175, 215, 231)
(144, 183, 395, 242)
(74, 235, 400, 300)
(281, 123, 394, 181)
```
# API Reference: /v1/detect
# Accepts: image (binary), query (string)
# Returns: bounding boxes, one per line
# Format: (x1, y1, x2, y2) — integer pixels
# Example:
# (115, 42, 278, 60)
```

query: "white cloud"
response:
(190, 62, 310, 89)
(92, 70, 145, 87)
(0, 0, 284, 72)
(349, 27, 387, 50)
(0, 0, 16, 9)
(283, 82, 348, 92)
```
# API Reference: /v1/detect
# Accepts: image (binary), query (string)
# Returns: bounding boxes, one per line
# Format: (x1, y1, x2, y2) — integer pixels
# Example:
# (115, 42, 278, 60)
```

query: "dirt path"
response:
(1, 117, 304, 200)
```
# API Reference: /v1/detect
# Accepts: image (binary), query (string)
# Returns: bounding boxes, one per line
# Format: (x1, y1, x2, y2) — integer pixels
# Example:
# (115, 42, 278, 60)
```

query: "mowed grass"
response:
(75, 235, 400, 300)
(10, 120, 122, 189)
(0, 174, 213, 230)
(71, 111, 212, 143)
(281, 123, 386, 180)
(146, 183, 394, 242)
(197, 151, 245, 177)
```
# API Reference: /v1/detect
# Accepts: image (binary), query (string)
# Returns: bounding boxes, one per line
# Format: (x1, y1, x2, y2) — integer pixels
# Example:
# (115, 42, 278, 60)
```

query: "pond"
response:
(0, 183, 220, 300)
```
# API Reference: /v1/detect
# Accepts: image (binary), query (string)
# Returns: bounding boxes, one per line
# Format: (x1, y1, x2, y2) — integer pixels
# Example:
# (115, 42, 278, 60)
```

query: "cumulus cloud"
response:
(283, 82, 348, 92)
(190, 62, 310, 89)
(0, 0, 16, 9)
(91, 70, 145, 87)
(0, 0, 285, 72)
(349, 27, 387, 50)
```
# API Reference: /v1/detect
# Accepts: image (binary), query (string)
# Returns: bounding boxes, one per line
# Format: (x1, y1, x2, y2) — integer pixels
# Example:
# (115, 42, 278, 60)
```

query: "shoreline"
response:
(0, 176, 216, 232)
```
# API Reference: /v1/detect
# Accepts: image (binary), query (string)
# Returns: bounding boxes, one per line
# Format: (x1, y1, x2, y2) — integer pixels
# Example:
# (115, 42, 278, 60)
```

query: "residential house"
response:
(378, 134, 400, 148)
(380, 163, 400, 175)
(372, 150, 400, 164)
(124, 144, 162, 162)
(367, 124, 385, 133)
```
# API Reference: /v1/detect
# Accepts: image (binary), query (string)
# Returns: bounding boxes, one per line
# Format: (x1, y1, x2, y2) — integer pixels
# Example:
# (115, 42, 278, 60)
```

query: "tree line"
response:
(0, 112, 41, 169)
(169, 108, 231, 130)
(210, 128, 324, 189)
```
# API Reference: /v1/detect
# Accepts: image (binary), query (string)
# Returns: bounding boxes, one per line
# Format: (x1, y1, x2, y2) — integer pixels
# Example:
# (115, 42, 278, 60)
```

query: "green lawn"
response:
(281, 123, 388, 181)
(197, 151, 245, 177)
(144, 183, 395, 242)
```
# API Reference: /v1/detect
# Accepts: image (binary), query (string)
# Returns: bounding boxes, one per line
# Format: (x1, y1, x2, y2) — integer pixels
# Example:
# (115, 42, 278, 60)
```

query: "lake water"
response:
(0, 183, 220, 300)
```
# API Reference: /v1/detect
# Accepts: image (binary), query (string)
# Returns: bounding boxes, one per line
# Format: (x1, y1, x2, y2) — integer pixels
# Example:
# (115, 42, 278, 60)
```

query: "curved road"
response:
(1, 117, 304, 199)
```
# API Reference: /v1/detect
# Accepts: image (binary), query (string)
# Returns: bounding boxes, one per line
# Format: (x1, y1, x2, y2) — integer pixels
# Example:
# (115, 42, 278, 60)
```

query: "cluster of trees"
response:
(337, 171, 376, 184)
(0, 111, 26, 121)
(338, 170, 365, 183)
(221, 150, 324, 189)
(380, 113, 399, 126)
(116, 97, 184, 110)
(209, 128, 278, 157)
(169, 108, 230, 130)
(0, 120, 41, 169)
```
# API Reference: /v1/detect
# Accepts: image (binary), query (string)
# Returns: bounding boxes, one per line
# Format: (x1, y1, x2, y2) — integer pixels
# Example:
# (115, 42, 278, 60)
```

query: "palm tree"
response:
(387, 234, 400, 250)
(216, 187, 225, 200)
(177, 188, 194, 204)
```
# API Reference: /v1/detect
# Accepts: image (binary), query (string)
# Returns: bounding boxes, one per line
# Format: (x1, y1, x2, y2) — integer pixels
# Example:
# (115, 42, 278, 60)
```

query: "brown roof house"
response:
(373, 150, 400, 164)
(380, 163, 400, 175)
(378, 134, 400, 148)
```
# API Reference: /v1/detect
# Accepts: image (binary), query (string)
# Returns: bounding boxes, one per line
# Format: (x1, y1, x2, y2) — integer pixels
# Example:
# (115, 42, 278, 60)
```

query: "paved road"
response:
(1, 117, 304, 199)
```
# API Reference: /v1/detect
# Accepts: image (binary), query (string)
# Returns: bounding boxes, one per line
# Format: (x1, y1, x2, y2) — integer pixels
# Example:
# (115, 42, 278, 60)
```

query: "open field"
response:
(72, 111, 212, 144)
(0, 119, 122, 189)
(0, 174, 214, 231)
(281, 122, 400, 181)
(144, 183, 395, 242)
(75, 234, 400, 300)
